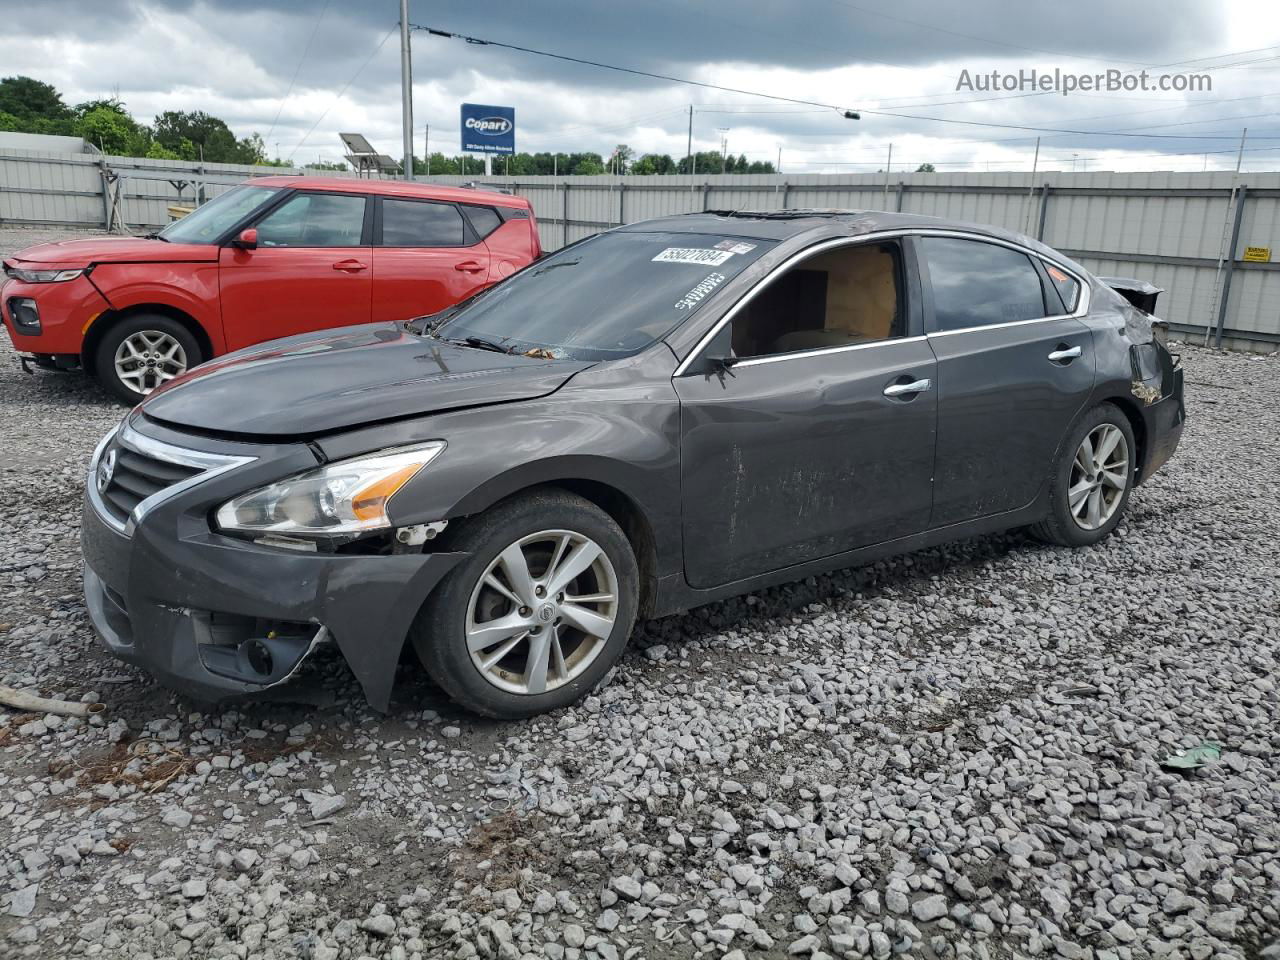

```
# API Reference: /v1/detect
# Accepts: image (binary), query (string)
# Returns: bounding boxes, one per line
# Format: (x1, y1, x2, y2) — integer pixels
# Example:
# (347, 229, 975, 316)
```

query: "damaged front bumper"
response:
(80, 417, 466, 711)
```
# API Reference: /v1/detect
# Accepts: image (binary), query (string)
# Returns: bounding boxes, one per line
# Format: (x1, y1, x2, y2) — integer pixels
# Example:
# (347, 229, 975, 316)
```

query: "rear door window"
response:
(382, 198, 467, 246)
(920, 236, 1048, 332)
(254, 192, 367, 247)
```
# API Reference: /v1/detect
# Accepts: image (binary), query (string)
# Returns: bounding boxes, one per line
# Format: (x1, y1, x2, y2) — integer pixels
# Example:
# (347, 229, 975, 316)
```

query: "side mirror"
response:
(707, 354, 739, 373)
(233, 227, 258, 250)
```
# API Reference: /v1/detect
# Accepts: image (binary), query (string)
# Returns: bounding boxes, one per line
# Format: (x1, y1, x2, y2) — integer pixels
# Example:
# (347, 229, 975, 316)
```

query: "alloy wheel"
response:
(1068, 423, 1130, 531)
(114, 330, 188, 395)
(465, 529, 619, 695)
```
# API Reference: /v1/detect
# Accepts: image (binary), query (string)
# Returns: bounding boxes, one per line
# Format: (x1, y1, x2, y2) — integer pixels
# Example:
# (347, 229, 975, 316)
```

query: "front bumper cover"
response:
(80, 416, 466, 711)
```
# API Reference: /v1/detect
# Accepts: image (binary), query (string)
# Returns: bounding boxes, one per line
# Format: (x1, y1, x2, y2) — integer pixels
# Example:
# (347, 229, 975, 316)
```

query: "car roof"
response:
(245, 176, 530, 209)
(616, 208, 1057, 257)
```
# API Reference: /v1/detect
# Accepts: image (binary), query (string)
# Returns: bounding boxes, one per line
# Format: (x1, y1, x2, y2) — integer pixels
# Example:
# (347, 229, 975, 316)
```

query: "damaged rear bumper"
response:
(1133, 344, 1186, 483)
(80, 421, 466, 711)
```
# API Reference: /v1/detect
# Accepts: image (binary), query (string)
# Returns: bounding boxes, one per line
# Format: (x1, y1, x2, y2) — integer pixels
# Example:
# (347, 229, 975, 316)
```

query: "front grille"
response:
(99, 439, 202, 525)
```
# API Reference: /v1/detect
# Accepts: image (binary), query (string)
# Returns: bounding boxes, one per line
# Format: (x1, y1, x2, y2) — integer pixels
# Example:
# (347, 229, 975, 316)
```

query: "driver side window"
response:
(729, 241, 905, 359)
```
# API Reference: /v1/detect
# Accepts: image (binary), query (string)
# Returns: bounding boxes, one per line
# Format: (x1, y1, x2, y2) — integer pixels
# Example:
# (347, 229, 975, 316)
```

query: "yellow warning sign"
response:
(1243, 245, 1271, 262)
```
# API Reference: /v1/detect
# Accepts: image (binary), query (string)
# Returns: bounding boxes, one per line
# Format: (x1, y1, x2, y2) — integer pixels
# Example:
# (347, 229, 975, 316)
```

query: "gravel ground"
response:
(1, 225, 1278, 960)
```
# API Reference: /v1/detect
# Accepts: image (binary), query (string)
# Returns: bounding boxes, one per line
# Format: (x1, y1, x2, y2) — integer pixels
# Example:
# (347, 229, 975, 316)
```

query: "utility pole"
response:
(686, 105, 693, 175)
(425, 124, 429, 176)
(883, 143, 892, 206)
(777, 146, 782, 175)
(1024, 137, 1040, 236)
(399, 0, 414, 180)
(719, 129, 729, 174)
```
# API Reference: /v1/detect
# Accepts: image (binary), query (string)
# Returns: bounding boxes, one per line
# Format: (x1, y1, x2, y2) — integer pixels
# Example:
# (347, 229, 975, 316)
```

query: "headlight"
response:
(5, 266, 86, 283)
(215, 442, 445, 538)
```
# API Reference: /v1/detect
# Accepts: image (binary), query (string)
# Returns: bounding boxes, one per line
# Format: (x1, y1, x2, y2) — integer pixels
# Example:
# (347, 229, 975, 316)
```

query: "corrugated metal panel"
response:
(6, 156, 1280, 344)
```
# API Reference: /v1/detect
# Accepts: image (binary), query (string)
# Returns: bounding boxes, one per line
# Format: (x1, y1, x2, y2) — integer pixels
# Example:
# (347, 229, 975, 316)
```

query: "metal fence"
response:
(0, 146, 385, 233)
(425, 170, 1280, 351)
(2, 146, 1278, 350)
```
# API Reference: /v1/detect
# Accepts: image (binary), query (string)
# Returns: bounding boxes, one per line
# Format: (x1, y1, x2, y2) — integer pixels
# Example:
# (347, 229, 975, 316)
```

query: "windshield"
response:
(159, 185, 283, 244)
(432, 231, 775, 360)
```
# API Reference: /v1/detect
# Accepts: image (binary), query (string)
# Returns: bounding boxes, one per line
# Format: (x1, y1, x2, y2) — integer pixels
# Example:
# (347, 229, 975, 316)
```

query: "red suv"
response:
(1, 177, 541, 402)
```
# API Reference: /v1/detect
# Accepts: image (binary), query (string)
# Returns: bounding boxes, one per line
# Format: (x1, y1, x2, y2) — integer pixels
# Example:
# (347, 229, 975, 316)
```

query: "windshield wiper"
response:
(532, 258, 580, 276)
(444, 335, 516, 355)
(141, 232, 170, 242)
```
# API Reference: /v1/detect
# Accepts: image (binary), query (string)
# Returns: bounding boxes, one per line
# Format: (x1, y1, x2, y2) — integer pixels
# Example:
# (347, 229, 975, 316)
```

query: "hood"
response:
(8, 235, 219, 266)
(139, 323, 593, 437)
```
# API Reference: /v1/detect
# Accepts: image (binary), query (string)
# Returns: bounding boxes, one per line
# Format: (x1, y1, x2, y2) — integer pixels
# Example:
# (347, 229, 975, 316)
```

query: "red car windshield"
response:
(159, 185, 282, 244)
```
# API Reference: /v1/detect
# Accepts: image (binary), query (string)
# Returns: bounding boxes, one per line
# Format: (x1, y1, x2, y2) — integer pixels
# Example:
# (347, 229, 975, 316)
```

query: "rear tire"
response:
(1031, 402, 1136, 547)
(93, 314, 202, 405)
(411, 491, 639, 719)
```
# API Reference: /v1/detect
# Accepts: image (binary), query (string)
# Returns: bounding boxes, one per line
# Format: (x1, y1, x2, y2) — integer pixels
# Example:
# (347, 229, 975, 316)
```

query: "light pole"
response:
(399, 0, 414, 180)
(718, 128, 729, 174)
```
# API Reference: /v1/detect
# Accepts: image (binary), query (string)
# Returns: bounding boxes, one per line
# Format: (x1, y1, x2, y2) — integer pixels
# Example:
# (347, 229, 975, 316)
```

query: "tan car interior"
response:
(731, 242, 903, 358)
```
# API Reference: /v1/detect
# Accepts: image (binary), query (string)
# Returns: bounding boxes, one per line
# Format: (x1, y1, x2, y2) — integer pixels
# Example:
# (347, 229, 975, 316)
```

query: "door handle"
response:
(1048, 345, 1082, 362)
(454, 261, 486, 273)
(332, 259, 367, 272)
(883, 378, 932, 398)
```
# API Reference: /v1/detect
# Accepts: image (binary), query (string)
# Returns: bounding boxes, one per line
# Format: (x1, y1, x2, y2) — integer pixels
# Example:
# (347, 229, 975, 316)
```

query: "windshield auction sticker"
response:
(652, 247, 735, 266)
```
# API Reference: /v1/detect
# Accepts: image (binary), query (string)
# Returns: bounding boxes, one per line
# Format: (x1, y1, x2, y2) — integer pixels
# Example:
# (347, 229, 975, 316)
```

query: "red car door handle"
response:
(454, 261, 485, 273)
(332, 259, 367, 272)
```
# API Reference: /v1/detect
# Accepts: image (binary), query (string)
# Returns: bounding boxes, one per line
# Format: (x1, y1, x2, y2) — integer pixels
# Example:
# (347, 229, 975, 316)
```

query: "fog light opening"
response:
(245, 639, 274, 677)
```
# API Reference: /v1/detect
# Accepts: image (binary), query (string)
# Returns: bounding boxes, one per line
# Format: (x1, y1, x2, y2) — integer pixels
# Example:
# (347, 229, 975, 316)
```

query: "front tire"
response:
(411, 491, 639, 719)
(93, 315, 202, 405)
(1031, 402, 1136, 547)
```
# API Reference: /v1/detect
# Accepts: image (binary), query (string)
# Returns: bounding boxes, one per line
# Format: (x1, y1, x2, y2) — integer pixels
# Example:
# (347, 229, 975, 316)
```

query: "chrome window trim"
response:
(673, 227, 1091, 375)
(731, 335, 929, 369)
(87, 420, 256, 537)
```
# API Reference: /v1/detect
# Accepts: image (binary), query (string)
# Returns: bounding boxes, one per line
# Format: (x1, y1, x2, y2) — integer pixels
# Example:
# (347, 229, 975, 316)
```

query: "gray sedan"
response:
(81, 210, 1185, 718)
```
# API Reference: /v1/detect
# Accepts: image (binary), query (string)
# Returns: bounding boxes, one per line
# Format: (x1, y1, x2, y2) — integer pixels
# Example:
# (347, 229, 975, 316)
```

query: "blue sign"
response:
(460, 103, 515, 155)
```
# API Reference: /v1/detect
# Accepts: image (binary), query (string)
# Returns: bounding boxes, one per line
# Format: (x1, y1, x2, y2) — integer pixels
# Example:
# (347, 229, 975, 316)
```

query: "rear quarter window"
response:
(1045, 263, 1081, 313)
(462, 205, 503, 240)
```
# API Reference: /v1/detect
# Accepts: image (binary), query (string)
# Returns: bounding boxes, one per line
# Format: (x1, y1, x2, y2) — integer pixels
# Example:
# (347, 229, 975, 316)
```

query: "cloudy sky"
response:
(4, 0, 1280, 173)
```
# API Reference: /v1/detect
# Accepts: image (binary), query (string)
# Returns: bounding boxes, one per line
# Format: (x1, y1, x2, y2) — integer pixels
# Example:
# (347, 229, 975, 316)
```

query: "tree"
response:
(915, 162, 936, 173)
(153, 110, 264, 164)
(75, 100, 151, 155)
(609, 144, 635, 174)
(0, 76, 72, 125)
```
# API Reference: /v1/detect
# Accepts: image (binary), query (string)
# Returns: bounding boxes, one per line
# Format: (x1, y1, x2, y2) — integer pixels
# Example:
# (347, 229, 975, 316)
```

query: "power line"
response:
(265, 0, 332, 148)
(289, 24, 397, 161)
(414, 24, 1280, 141)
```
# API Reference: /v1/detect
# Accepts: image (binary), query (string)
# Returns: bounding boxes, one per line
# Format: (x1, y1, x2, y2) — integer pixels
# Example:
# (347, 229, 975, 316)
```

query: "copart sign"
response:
(461, 103, 516, 155)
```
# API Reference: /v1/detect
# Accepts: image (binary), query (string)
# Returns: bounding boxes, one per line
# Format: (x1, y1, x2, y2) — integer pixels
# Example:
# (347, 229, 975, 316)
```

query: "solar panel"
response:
(339, 132, 377, 156)
(374, 154, 402, 173)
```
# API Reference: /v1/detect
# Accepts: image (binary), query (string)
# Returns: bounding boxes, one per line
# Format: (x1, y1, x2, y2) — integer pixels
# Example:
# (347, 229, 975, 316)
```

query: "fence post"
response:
(1214, 184, 1248, 349)
(618, 181, 625, 225)
(780, 181, 789, 210)
(895, 181, 906, 212)
(1036, 183, 1051, 241)
(702, 182, 710, 212)
(97, 160, 112, 230)
(562, 181, 569, 250)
